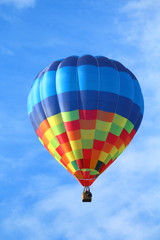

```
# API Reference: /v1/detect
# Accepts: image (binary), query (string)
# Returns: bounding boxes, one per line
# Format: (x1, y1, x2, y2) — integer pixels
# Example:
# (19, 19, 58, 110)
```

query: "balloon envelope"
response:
(27, 55, 144, 186)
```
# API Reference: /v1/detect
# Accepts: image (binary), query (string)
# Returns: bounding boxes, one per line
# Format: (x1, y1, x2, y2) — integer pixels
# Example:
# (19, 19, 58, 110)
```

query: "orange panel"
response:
(80, 119, 96, 130)
(97, 110, 114, 122)
(39, 119, 50, 132)
(67, 130, 81, 140)
(61, 142, 72, 153)
(103, 142, 114, 153)
(115, 137, 123, 149)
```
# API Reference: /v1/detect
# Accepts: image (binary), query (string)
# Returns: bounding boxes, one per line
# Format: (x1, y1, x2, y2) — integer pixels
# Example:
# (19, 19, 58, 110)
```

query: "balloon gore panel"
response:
(27, 55, 144, 186)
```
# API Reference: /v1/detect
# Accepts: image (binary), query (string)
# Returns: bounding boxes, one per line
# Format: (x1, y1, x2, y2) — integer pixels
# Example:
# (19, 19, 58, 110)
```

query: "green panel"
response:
(81, 129, 95, 139)
(61, 110, 79, 122)
(104, 154, 112, 164)
(95, 129, 108, 141)
(72, 149, 83, 159)
(82, 139, 93, 149)
(50, 138, 60, 149)
(96, 120, 111, 131)
(71, 160, 79, 171)
(81, 168, 99, 175)
(113, 114, 127, 127)
(51, 123, 66, 135)
(110, 123, 122, 136)
(54, 151, 61, 160)
(112, 151, 120, 160)
(124, 120, 134, 133)
(90, 169, 99, 175)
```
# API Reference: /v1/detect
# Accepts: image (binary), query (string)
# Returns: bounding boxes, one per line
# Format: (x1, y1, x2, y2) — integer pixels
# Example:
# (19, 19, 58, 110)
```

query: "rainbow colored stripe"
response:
(27, 55, 144, 186)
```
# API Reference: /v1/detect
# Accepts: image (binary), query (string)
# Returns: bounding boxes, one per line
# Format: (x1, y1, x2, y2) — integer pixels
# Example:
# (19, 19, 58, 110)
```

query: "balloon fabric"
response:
(27, 55, 144, 187)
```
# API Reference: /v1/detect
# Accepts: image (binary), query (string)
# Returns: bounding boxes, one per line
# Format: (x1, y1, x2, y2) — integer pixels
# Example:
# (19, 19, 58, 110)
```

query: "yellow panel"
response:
(96, 120, 112, 131)
(44, 128, 55, 140)
(47, 113, 62, 127)
(66, 151, 76, 161)
(110, 146, 118, 157)
(67, 162, 76, 173)
(118, 144, 126, 154)
(113, 114, 127, 128)
(73, 149, 83, 159)
(99, 151, 109, 162)
(81, 129, 95, 139)
(48, 143, 55, 155)
(70, 139, 82, 150)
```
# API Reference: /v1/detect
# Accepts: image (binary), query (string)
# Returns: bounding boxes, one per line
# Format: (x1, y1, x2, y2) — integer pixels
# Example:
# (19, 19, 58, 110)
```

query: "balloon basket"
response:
(82, 187, 92, 202)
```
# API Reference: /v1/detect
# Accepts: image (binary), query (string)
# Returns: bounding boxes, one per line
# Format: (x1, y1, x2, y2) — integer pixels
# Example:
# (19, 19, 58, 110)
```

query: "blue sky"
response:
(0, 0, 160, 239)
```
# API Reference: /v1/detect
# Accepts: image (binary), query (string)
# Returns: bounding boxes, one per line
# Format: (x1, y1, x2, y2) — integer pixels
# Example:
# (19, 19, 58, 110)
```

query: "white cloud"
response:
(1, 134, 160, 239)
(0, 0, 35, 9)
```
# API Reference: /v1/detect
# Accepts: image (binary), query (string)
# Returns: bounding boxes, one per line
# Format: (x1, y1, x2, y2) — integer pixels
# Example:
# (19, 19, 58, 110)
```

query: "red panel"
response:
(129, 129, 136, 140)
(93, 139, 105, 150)
(76, 159, 84, 169)
(78, 179, 95, 187)
(64, 120, 80, 131)
(79, 110, 97, 120)
(60, 158, 68, 168)
(56, 132, 69, 144)
(120, 129, 129, 142)
(82, 171, 90, 179)
(36, 127, 44, 138)
(56, 145, 64, 157)
(83, 149, 92, 159)
(83, 159, 91, 168)
(106, 132, 118, 145)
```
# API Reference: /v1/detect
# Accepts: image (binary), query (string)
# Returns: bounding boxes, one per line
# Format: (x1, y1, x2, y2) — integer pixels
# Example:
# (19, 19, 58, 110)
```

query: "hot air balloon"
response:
(27, 55, 144, 202)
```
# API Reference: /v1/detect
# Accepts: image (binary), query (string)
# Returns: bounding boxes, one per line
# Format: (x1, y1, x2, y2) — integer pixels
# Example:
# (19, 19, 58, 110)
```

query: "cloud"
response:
(1, 133, 160, 240)
(0, 0, 35, 9)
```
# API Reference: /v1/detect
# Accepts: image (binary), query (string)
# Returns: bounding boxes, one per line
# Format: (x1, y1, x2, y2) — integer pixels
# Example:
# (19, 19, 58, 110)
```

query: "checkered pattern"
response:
(28, 55, 144, 187)
(35, 110, 136, 186)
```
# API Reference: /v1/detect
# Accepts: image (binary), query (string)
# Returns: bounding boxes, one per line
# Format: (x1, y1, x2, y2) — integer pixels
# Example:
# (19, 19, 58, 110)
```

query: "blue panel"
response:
(112, 60, 137, 80)
(133, 80, 144, 114)
(99, 92, 118, 112)
(42, 95, 60, 118)
(78, 90, 98, 110)
(77, 65, 99, 91)
(28, 77, 41, 114)
(96, 56, 117, 69)
(40, 71, 57, 100)
(29, 90, 143, 128)
(98, 66, 120, 94)
(116, 96, 133, 119)
(57, 91, 78, 112)
(129, 103, 141, 125)
(58, 56, 78, 68)
(47, 60, 62, 71)
(29, 113, 39, 131)
(118, 72, 135, 100)
(29, 103, 46, 129)
(56, 66, 78, 94)
(77, 55, 97, 66)
(134, 114, 143, 131)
